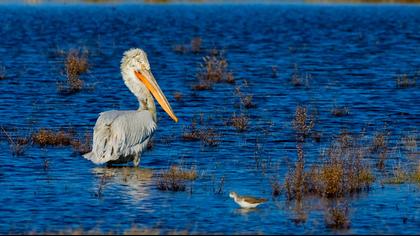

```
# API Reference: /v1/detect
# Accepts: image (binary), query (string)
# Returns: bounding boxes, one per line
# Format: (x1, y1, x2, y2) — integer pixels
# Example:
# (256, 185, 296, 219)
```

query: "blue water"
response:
(0, 3, 419, 234)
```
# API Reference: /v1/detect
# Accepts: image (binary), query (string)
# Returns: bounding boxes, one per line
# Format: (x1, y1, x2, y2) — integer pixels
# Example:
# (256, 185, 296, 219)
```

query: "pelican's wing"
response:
(83, 110, 156, 164)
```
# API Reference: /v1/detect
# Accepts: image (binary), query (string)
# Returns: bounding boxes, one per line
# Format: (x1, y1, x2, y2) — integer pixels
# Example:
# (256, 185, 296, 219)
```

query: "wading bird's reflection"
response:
(92, 167, 153, 202)
(235, 208, 260, 215)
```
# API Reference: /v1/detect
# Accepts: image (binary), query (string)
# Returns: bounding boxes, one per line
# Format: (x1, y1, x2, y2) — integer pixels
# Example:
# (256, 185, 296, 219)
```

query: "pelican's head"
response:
(121, 48, 178, 122)
(229, 192, 237, 199)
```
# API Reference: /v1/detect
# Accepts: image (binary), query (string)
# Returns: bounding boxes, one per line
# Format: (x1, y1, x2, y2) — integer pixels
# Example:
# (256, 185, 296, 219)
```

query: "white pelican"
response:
(83, 48, 178, 166)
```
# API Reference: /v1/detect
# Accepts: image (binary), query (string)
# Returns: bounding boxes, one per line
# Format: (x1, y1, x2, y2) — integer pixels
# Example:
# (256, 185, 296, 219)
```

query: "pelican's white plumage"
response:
(83, 48, 177, 166)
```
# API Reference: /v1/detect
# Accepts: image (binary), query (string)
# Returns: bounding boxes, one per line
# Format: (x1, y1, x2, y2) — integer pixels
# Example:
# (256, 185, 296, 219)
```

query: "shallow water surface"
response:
(0, 3, 419, 234)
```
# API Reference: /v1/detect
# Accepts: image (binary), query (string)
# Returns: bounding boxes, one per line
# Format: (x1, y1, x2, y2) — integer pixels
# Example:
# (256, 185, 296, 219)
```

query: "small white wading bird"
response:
(83, 48, 178, 166)
(229, 192, 267, 209)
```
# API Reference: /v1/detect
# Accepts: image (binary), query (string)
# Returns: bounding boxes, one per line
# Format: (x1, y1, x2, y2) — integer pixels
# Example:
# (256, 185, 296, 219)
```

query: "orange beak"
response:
(134, 70, 178, 123)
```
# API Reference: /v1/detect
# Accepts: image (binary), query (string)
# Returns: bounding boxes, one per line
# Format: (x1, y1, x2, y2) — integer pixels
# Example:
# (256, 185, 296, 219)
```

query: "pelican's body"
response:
(84, 49, 177, 166)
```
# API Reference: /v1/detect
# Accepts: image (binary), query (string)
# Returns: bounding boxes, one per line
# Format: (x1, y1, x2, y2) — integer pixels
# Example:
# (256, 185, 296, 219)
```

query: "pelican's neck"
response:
(122, 69, 157, 122)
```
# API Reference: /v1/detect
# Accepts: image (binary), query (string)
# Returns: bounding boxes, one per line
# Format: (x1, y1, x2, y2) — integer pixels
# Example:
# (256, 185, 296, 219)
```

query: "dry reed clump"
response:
(325, 205, 350, 229)
(58, 49, 89, 94)
(182, 119, 219, 146)
(285, 144, 305, 201)
(192, 81, 213, 91)
(230, 113, 249, 132)
(385, 162, 420, 184)
(412, 163, 420, 184)
(331, 106, 349, 117)
(292, 106, 315, 139)
(182, 121, 202, 141)
(193, 50, 234, 90)
(200, 128, 219, 147)
(234, 86, 256, 109)
(157, 165, 197, 192)
(32, 129, 74, 147)
(396, 74, 416, 88)
(1, 127, 30, 156)
(285, 132, 375, 200)
(370, 132, 389, 170)
(241, 95, 256, 109)
(371, 132, 388, 152)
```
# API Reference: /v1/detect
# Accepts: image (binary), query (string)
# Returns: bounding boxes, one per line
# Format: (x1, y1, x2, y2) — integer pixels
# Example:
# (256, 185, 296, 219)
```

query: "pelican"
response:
(83, 48, 178, 166)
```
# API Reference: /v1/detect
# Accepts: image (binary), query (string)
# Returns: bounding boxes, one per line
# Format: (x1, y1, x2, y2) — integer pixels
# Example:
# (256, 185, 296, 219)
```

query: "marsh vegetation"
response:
(0, 3, 419, 235)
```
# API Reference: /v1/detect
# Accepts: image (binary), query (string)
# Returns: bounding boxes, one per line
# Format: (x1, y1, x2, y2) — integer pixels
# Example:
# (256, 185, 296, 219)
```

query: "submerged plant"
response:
(325, 205, 350, 229)
(193, 50, 234, 90)
(157, 165, 197, 192)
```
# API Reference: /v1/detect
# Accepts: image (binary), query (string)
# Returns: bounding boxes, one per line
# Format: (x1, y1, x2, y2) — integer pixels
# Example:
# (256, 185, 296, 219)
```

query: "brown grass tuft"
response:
(192, 82, 213, 91)
(157, 165, 197, 192)
(194, 50, 234, 89)
(230, 114, 249, 132)
(325, 205, 350, 229)
(32, 129, 74, 147)
(285, 143, 305, 201)
(412, 163, 420, 184)
(58, 49, 89, 94)
(384, 165, 409, 184)
(182, 119, 219, 146)
(200, 128, 219, 147)
(241, 95, 256, 109)
(371, 132, 388, 151)
(292, 106, 315, 139)
(286, 131, 375, 200)
(182, 121, 202, 141)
